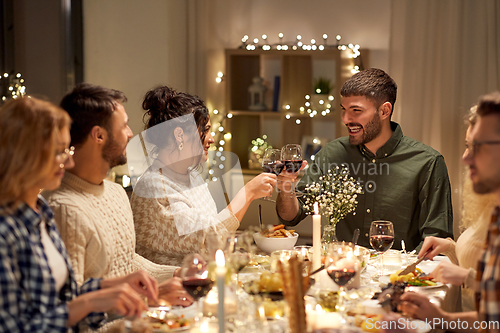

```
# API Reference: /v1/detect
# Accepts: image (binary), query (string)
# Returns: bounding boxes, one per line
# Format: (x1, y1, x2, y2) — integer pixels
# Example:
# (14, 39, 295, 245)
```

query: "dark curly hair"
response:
(142, 86, 210, 151)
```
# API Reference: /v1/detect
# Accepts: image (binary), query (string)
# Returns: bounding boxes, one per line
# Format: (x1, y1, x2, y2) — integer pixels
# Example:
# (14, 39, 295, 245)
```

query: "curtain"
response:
(389, 0, 500, 237)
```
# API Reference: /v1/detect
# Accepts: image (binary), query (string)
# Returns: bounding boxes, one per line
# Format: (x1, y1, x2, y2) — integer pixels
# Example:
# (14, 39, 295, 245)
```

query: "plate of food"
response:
(380, 268, 444, 289)
(125, 306, 193, 332)
(243, 270, 284, 301)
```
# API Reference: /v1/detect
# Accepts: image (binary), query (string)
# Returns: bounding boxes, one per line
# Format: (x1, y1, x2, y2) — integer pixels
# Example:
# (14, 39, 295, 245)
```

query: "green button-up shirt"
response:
(280, 122, 453, 251)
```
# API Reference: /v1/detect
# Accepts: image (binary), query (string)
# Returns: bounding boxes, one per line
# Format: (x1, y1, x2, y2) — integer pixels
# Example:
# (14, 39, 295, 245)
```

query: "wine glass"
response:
(280, 144, 303, 197)
(369, 220, 395, 278)
(225, 231, 252, 273)
(180, 253, 214, 317)
(261, 148, 283, 201)
(325, 243, 358, 325)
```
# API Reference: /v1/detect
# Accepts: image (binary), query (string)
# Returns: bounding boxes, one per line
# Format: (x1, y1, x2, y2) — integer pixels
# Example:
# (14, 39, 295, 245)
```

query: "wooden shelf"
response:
(224, 48, 369, 169)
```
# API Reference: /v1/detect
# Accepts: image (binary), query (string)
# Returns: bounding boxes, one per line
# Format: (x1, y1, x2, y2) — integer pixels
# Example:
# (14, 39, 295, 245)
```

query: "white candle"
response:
(313, 202, 322, 271)
(315, 305, 342, 329)
(215, 250, 226, 333)
(306, 303, 317, 331)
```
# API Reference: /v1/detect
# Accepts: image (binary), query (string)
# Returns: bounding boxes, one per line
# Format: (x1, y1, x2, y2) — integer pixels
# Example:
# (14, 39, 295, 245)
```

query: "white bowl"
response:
(253, 232, 299, 254)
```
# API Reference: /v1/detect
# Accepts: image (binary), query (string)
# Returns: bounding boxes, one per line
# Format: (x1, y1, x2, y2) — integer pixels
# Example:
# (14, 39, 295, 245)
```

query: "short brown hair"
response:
(476, 91, 500, 118)
(341, 68, 397, 116)
(60, 83, 126, 146)
(0, 97, 71, 206)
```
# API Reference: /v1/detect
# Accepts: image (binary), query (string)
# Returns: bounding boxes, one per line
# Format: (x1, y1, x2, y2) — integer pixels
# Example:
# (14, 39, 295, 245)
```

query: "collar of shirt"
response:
(13, 196, 54, 230)
(358, 121, 403, 159)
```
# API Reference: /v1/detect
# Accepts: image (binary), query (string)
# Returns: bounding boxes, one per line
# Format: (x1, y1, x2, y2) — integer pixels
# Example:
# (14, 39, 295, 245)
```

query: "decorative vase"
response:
(321, 223, 338, 255)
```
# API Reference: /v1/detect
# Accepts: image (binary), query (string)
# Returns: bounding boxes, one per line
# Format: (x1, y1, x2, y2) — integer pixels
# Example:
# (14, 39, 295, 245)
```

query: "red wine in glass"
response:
(282, 160, 303, 173)
(262, 161, 285, 176)
(369, 220, 395, 277)
(281, 144, 303, 197)
(182, 277, 214, 301)
(369, 235, 395, 253)
(327, 268, 356, 286)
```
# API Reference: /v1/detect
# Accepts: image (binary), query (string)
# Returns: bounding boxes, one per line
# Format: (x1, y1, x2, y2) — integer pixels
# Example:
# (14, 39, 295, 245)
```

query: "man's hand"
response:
(276, 160, 308, 197)
(244, 173, 277, 201)
(101, 270, 158, 304)
(399, 292, 446, 322)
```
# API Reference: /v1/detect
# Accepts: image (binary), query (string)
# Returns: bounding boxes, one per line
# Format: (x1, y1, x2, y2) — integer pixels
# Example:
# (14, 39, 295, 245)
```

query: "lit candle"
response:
(315, 305, 341, 329)
(215, 250, 226, 333)
(313, 202, 321, 271)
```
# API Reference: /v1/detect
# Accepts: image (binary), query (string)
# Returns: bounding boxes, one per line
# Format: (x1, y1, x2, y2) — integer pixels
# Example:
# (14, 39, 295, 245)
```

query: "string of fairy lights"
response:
(0, 72, 27, 103)
(206, 33, 363, 178)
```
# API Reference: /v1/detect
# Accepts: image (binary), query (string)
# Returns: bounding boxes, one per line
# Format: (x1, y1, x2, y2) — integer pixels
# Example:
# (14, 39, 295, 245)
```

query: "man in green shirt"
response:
(276, 68, 453, 251)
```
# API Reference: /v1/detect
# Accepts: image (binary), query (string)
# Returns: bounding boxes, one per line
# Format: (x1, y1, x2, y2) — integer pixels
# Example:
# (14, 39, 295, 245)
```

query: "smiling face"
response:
(341, 95, 383, 146)
(201, 119, 214, 162)
(463, 114, 500, 196)
(102, 102, 133, 168)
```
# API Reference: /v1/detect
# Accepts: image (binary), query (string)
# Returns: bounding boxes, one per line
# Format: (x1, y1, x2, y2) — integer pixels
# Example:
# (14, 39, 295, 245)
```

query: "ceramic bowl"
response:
(253, 232, 299, 254)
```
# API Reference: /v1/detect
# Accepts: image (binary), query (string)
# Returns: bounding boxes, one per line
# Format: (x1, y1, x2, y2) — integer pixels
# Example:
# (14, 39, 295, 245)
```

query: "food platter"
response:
(379, 275, 444, 289)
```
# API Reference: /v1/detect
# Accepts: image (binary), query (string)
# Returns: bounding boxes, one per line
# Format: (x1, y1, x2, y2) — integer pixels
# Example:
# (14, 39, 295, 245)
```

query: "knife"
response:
(398, 250, 429, 276)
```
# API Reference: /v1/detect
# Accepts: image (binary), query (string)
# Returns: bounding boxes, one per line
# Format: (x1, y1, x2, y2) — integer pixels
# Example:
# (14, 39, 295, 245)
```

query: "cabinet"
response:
(224, 48, 368, 170)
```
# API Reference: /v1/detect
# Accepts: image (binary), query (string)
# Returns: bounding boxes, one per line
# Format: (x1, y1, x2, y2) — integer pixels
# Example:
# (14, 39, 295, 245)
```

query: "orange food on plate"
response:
(260, 224, 295, 238)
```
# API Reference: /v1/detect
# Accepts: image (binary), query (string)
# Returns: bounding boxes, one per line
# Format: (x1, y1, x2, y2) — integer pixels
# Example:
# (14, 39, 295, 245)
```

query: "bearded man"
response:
(276, 68, 453, 251)
(43, 83, 191, 314)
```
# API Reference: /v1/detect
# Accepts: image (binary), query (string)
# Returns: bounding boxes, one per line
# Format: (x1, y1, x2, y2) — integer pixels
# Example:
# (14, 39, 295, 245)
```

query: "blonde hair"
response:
(0, 97, 71, 206)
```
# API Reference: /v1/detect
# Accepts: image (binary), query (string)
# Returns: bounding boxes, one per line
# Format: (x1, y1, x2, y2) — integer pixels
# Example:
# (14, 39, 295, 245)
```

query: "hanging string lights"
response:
(1, 72, 27, 103)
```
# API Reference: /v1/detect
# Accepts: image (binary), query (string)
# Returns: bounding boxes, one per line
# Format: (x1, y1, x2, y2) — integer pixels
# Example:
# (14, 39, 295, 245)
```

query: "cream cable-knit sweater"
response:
(43, 172, 176, 285)
(131, 166, 239, 266)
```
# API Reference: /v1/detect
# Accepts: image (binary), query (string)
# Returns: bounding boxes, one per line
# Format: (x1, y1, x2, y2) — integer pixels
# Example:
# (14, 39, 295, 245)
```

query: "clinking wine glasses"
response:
(280, 144, 303, 197)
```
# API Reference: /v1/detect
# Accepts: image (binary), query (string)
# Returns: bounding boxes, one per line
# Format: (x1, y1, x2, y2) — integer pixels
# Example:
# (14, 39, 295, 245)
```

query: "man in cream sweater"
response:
(43, 83, 192, 307)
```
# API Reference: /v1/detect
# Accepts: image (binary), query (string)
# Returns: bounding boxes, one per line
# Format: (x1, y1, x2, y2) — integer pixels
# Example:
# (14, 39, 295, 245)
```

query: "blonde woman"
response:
(0, 97, 157, 332)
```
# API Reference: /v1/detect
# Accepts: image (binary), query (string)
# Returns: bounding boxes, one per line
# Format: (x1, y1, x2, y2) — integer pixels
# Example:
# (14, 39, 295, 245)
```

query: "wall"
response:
(82, 0, 392, 234)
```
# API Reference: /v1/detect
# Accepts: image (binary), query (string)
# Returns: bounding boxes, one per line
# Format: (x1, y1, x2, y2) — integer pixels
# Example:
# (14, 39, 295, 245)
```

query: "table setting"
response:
(123, 219, 450, 333)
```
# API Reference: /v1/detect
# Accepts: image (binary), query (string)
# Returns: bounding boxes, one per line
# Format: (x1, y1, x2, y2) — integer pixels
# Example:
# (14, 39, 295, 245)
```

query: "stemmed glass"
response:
(280, 144, 303, 197)
(261, 148, 284, 201)
(180, 254, 214, 317)
(325, 243, 358, 325)
(369, 220, 395, 278)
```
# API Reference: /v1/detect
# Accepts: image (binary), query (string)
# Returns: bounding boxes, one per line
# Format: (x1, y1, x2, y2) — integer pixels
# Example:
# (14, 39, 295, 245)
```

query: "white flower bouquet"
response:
(302, 165, 363, 227)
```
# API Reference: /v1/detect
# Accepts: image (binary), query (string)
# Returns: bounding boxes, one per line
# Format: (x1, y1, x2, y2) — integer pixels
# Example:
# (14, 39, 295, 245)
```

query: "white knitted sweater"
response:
(131, 166, 239, 266)
(43, 172, 176, 285)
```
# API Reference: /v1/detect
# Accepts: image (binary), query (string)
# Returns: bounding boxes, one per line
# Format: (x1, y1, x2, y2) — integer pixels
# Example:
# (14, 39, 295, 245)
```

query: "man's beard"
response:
(102, 132, 127, 168)
(348, 111, 382, 146)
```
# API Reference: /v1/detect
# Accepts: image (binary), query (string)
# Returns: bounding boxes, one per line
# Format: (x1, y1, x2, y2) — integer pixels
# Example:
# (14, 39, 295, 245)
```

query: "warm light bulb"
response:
(285, 104, 291, 110)
(323, 34, 328, 39)
(296, 119, 301, 124)
(336, 35, 341, 41)
(278, 32, 284, 38)
(215, 77, 222, 83)
(227, 113, 233, 118)
(224, 133, 232, 140)
(311, 39, 316, 44)
(285, 114, 291, 119)
(213, 109, 219, 114)
(305, 95, 310, 100)
(253, 38, 259, 44)
(297, 35, 302, 40)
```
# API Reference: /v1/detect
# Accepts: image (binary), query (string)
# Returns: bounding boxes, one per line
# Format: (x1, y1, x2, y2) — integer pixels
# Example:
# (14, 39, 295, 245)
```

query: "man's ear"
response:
(174, 127, 184, 144)
(379, 102, 392, 120)
(90, 125, 107, 144)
